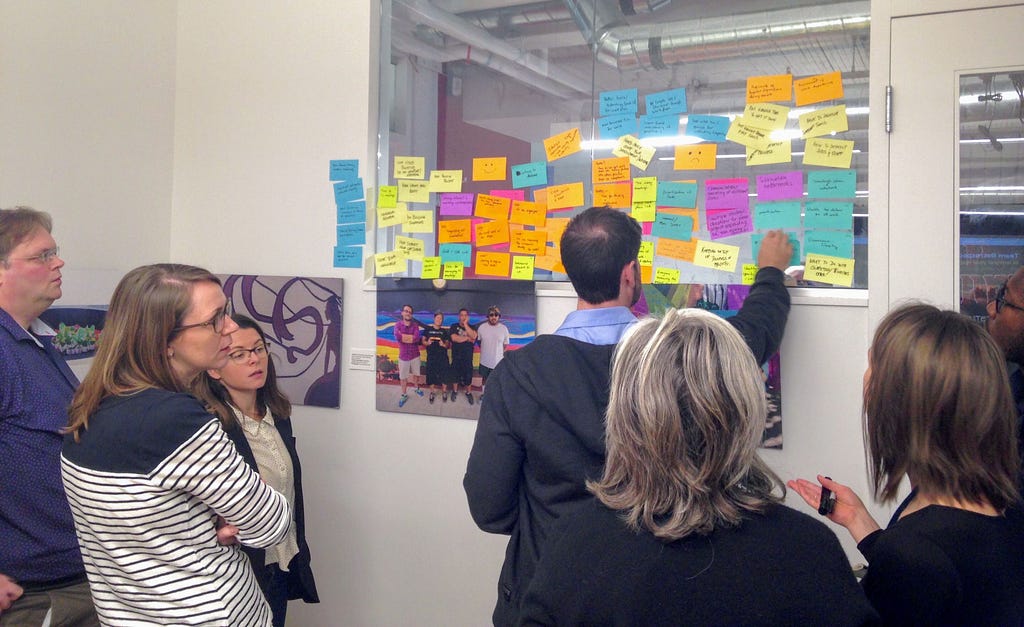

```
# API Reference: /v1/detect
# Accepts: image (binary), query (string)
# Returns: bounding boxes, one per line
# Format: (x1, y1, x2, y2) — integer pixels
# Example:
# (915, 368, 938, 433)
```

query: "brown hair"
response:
(865, 303, 1019, 508)
(66, 264, 222, 440)
(0, 206, 52, 263)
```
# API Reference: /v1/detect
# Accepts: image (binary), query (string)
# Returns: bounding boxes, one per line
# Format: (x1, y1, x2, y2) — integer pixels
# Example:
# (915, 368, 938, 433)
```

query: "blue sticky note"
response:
(600, 88, 638, 116)
(807, 170, 857, 198)
(333, 178, 364, 205)
(329, 159, 359, 181)
(686, 115, 730, 142)
(333, 246, 363, 268)
(511, 161, 548, 189)
(804, 201, 854, 230)
(656, 181, 698, 208)
(337, 200, 366, 224)
(804, 230, 854, 258)
(751, 232, 800, 266)
(336, 223, 366, 247)
(639, 113, 680, 139)
(598, 114, 639, 140)
(753, 201, 802, 230)
(439, 243, 472, 266)
(651, 213, 694, 241)
(646, 88, 687, 116)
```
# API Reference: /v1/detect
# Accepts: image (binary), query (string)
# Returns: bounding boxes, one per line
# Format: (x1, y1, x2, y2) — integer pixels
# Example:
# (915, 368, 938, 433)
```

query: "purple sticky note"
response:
(439, 193, 474, 216)
(756, 171, 803, 201)
(706, 208, 753, 240)
(490, 189, 525, 202)
(704, 178, 750, 210)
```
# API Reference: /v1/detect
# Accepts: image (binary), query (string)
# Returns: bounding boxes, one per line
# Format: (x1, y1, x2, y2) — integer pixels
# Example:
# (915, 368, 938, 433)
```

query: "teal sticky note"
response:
(439, 243, 472, 266)
(511, 161, 548, 189)
(337, 200, 366, 224)
(330, 159, 359, 181)
(751, 232, 800, 266)
(333, 178, 364, 205)
(336, 223, 366, 247)
(651, 213, 694, 241)
(333, 246, 363, 268)
(753, 201, 802, 230)
(645, 87, 687, 116)
(804, 201, 854, 230)
(656, 181, 698, 208)
(639, 113, 679, 139)
(598, 114, 638, 140)
(807, 170, 856, 198)
(600, 88, 638, 116)
(804, 230, 854, 258)
(686, 115, 730, 142)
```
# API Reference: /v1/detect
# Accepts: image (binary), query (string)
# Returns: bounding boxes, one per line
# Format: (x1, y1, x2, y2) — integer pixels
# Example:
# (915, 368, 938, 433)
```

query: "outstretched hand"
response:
(787, 475, 881, 544)
(757, 229, 794, 271)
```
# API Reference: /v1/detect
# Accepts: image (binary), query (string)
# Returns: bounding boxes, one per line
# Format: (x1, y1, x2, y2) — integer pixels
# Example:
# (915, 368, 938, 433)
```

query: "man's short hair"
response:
(0, 206, 52, 263)
(560, 207, 642, 305)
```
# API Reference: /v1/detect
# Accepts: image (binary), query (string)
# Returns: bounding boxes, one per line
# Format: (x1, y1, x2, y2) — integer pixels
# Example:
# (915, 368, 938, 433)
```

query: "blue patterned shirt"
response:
(553, 306, 638, 345)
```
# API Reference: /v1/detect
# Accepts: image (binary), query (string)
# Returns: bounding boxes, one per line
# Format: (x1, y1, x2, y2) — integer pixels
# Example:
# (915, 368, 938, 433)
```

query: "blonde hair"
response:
(589, 308, 781, 541)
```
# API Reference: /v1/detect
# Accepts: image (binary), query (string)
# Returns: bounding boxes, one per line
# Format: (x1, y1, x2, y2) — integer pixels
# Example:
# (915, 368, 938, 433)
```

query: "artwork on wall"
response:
(38, 306, 106, 361)
(637, 283, 783, 448)
(375, 278, 536, 419)
(218, 275, 343, 409)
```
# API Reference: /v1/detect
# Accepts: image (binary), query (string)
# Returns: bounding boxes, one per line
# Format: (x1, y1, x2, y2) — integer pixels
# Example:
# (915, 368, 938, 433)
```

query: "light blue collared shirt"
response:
(553, 306, 638, 345)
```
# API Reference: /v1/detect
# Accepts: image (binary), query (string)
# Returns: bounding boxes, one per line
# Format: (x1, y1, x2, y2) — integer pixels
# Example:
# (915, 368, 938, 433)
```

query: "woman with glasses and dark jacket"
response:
(194, 314, 319, 627)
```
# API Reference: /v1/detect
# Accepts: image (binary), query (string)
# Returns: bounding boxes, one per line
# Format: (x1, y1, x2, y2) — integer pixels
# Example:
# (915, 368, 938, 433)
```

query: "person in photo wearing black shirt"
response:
(422, 311, 451, 404)
(449, 307, 477, 404)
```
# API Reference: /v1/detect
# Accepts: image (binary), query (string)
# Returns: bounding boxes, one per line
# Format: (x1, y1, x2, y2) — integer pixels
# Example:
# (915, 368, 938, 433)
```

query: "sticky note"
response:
(333, 179, 364, 205)
(395, 235, 425, 261)
(475, 220, 510, 247)
(534, 251, 565, 274)
(794, 71, 844, 107)
(653, 267, 681, 284)
(632, 177, 658, 202)
(804, 201, 854, 230)
(659, 206, 700, 232)
(442, 262, 464, 280)
(377, 186, 397, 209)
(511, 161, 548, 189)
(674, 144, 717, 170)
(807, 170, 857, 198)
(756, 171, 803, 201)
(510, 229, 547, 255)
(746, 141, 792, 166)
(398, 179, 431, 203)
(752, 232, 800, 266)
(329, 159, 358, 181)
(639, 113, 679, 139)
(473, 157, 507, 182)
(727, 119, 773, 149)
(394, 156, 425, 179)
(333, 246, 362, 268)
(546, 182, 585, 210)
(428, 170, 463, 193)
(686, 115, 730, 142)
(439, 243, 472, 266)
(476, 251, 511, 277)
(646, 87, 687, 116)
(706, 208, 753, 240)
(592, 157, 631, 184)
(753, 201, 802, 230)
(600, 88, 638, 116)
(805, 253, 854, 286)
(336, 223, 365, 247)
(742, 264, 758, 285)
(742, 103, 790, 130)
(511, 256, 535, 280)
(374, 251, 406, 275)
(598, 114, 638, 140)
(438, 219, 472, 243)
(545, 217, 570, 245)
(656, 181, 698, 208)
(799, 104, 848, 139)
(693, 240, 741, 272)
(804, 230, 854, 258)
(704, 178, 750, 211)
(593, 182, 632, 209)
(337, 200, 366, 224)
(656, 237, 697, 262)
(632, 200, 656, 223)
(612, 135, 655, 170)
(638, 241, 654, 266)
(402, 210, 434, 234)
(510, 200, 546, 227)
(421, 256, 441, 279)
(439, 193, 474, 216)
(543, 127, 582, 161)
(490, 189, 525, 202)
(803, 138, 854, 169)
(475, 194, 512, 220)
(640, 265, 652, 284)
(746, 74, 793, 104)
(377, 204, 407, 228)
(651, 213, 694, 240)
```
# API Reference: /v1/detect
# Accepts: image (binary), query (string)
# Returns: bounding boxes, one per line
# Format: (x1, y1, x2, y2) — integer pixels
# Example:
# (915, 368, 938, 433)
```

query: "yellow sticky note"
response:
(402, 210, 435, 234)
(475, 194, 511, 220)
(632, 200, 656, 223)
(742, 264, 758, 285)
(803, 137, 854, 169)
(394, 156, 425, 180)
(727, 119, 773, 150)
(592, 156, 631, 184)
(398, 179, 431, 203)
(428, 170, 463, 193)
(656, 237, 697, 262)
(799, 105, 848, 139)
(378, 186, 398, 209)
(377, 204, 408, 228)
(475, 220, 510, 247)
(421, 257, 441, 279)
(443, 262, 464, 280)
(653, 267, 681, 284)
(472, 157, 507, 181)
(476, 251, 511, 277)
(742, 103, 790, 130)
(510, 229, 547, 255)
(534, 251, 565, 274)
(395, 235, 425, 261)
(805, 253, 855, 286)
(438, 219, 472, 243)
(632, 177, 658, 202)
(593, 182, 632, 209)
(511, 256, 535, 280)
(546, 182, 585, 210)
(638, 241, 654, 266)
(545, 217, 570, 246)
(794, 71, 844, 107)
(510, 200, 546, 227)
(746, 74, 793, 104)
(746, 140, 792, 166)
(374, 251, 406, 275)
(612, 135, 656, 170)
(674, 144, 717, 170)
(543, 127, 582, 162)
(693, 240, 740, 272)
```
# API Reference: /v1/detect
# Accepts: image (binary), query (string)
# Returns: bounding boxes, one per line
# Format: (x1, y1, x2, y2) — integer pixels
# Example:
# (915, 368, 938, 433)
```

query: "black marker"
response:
(818, 476, 836, 516)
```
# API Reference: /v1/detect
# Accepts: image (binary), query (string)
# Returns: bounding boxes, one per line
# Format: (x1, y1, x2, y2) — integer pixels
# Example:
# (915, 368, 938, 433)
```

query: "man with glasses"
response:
(0, 207, 98, 625)
(987, 268, 1024, 474)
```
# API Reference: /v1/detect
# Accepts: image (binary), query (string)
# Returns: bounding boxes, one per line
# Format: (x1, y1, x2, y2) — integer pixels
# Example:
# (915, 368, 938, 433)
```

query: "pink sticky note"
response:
(704, 178, 750, 210)
(756, 171, 803, 201)
(490, 189, 526, 202)
(706, 208, 753, 240)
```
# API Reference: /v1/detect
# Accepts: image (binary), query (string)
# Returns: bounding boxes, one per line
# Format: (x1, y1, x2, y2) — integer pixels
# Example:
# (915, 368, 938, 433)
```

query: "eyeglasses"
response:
(8, 247, 60, 265)
(488, 313, 500, 318)
(173, 303, 233, 334)
(227, 343, 269, 363)
(995, 281, 1024, 314)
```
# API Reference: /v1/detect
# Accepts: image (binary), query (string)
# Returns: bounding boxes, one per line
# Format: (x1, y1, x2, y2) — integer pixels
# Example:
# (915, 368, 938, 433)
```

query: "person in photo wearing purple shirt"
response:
(393, 304, 424, 407)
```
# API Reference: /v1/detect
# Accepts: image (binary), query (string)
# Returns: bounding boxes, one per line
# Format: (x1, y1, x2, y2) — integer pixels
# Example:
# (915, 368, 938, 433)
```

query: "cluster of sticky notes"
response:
(331, 159, 366, 269)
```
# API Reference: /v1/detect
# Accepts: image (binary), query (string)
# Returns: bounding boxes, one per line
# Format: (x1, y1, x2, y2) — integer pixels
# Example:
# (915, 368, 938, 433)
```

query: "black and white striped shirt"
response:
(62, 388, 290, 626)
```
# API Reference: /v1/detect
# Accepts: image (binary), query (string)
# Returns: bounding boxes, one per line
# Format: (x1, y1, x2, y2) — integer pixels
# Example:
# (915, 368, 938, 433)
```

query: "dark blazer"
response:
(226, 415, 319, 604)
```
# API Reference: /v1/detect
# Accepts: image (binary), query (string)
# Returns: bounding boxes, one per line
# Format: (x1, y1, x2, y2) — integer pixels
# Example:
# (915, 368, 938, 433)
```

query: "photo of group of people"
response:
(376, 279, 536, 418)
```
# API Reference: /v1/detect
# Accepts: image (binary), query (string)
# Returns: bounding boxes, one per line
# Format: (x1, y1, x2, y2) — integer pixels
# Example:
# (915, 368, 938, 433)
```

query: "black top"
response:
(450, 322, 475, 362)
(423, 326, 450, 361)
(519, 499, 879, 626)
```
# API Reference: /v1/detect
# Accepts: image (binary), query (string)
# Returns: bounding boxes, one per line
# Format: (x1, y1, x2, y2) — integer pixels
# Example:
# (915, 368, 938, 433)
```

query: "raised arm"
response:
(727, 229, 792, 364)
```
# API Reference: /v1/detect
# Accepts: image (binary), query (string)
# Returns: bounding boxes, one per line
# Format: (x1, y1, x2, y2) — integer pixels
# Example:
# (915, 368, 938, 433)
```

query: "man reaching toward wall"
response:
(463, 206, 794, 626)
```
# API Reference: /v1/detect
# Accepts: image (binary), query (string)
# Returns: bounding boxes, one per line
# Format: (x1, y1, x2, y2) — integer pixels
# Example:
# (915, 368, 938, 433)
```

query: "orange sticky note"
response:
(534, 251, 565, 274)
(546, 182, 585, 210)
(472, 157, 507, 181)
(746, 74, 793, 104)
(543, 127, 582, 162)
(656, 237, 697, 262)
(640, 264, 653, 284)
(674, 144, 717, 170)
(592, 157, 631, 184)
(510, 200, 546, 227)
(438, 219, 472, 243)
(545, 217, 570, 246)
(475, 251, 511, 277)
(475, 194, 511, 220)
(794, 71, 844, 107)
(593, 182, 632, 209)
(510, 229, 547, 255)
(475, 220, 510, 247)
